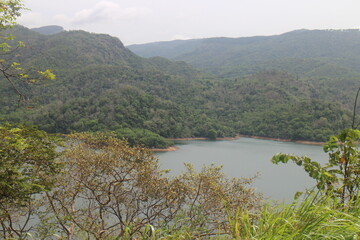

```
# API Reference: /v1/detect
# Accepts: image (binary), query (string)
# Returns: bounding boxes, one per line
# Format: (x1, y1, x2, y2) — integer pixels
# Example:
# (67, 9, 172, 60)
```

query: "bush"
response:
(114, 127, 173, 149)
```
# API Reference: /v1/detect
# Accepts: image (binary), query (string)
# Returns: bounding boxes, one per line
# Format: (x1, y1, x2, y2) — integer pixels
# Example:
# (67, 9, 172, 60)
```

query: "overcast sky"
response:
(18, 0, 360, 45)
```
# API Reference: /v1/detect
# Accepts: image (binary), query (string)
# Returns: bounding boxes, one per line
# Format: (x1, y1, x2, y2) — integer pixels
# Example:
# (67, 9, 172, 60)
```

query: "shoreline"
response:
(170, 135, 324, 145)
(238, 135, 324, 145)
(152, 146, 179, 152)
(152, 136, 240, 152)
(168, 136, 241, 141)
(153, 135, 324, 152)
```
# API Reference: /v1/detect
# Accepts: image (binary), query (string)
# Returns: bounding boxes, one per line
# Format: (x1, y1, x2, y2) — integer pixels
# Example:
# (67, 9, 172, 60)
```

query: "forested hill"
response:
(128, 29, 360, 109)
(7, 25, 199, 78)
(0, 26, 355, 145)
(128, 29, 360, 78)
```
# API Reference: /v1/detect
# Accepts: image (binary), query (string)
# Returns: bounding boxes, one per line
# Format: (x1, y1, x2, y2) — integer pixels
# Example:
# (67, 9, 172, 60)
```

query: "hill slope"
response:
(128, 29, 360, 107)
(0, 26, 354, 142)
(128, 29, 360, 77)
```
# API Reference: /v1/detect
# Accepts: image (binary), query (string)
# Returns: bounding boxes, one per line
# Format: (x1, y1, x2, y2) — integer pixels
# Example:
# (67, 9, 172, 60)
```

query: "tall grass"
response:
(228, 192, 360, 240)
(108, 192, 360, 239)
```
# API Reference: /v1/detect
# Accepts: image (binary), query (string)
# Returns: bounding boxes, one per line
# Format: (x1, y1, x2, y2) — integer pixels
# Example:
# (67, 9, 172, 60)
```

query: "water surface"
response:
(156, 137, 327, 201)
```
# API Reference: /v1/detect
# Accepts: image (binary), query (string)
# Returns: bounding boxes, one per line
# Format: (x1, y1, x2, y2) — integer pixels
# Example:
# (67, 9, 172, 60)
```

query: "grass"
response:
(227, 192, 360, 240)
(108, 192, 360, 239)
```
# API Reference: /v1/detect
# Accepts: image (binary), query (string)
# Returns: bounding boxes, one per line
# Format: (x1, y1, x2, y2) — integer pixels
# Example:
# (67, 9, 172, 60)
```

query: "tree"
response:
(0, 0, 55, 105)
(43, 132, 175, 239)
(0, 123, 60, 204)
(114, 128, 172, 149)
(33, 132, 260, 239)
(207, 128, 217, 140)
(0, 123, 60, 239)
(272, 128, 360, 204)
(0, 0, 22, 29)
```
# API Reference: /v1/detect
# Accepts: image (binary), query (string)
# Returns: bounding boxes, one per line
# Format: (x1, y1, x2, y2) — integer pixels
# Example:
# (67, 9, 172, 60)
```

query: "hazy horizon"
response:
(19, 0, 360, 45)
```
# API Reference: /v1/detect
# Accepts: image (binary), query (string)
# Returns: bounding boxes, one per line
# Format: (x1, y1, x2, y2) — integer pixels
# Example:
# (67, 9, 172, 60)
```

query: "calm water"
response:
(156, 137, 327, 201)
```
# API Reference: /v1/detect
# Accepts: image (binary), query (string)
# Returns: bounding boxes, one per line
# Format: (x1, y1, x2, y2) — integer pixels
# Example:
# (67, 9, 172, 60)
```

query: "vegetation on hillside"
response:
(2, 1, 360, 239)
(129, 30, 360, 109)
(128, 29, 360, 79)
(0, 26, 354, 144)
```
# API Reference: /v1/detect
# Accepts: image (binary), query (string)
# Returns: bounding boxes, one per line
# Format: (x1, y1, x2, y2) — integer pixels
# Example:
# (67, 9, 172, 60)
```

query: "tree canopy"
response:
(0, 123, 60, 205)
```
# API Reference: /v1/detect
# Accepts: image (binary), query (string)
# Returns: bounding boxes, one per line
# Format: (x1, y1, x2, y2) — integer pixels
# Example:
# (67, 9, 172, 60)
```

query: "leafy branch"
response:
(0, 0, 56, 106)
(272, 129, 360, 205)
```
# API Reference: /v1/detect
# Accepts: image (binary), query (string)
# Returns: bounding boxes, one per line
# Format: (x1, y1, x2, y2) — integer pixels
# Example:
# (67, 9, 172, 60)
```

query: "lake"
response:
(156, 137, 328, 201)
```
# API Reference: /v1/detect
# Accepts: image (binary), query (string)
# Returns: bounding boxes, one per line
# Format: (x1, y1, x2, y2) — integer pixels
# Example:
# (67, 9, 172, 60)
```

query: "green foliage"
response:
(228, 192, 360, 239)
(323, 129, 360, 203)
(272, 128, 360, 204)
(0, 26, 353, 143)
(0, 0, 23, 30)
(0, 132, 259, 239)
(0, 123, 60, 204)
(207, 128, 217, 140)
(129, 29, 360, 81)
(2, 130, 360, 239)
(36, 69, 55, 80)
(130, 30, 360, 114)
(0, 1, 56, 106)
(2, 2, 360, 239)
(114, 127, 173, 149)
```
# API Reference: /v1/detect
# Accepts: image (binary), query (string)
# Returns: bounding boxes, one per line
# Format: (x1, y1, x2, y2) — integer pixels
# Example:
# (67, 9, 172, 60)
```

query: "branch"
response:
(189, 178, 202, 219)
(0, 65, 26, 105)
(352, 86, 360, 129)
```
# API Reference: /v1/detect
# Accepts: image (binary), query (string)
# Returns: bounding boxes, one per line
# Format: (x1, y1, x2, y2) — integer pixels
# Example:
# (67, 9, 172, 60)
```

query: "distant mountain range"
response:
(0, 26, 357, 143)
(128, 29, 360, 109)
(128, 29, 360, 78)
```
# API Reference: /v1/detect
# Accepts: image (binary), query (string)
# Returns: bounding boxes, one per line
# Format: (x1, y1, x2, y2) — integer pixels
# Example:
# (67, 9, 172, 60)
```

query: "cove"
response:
(156, 137, 327, 201)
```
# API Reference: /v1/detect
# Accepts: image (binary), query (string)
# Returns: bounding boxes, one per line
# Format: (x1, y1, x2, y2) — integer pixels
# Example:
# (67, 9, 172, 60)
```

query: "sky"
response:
(18, 0, 360, 45)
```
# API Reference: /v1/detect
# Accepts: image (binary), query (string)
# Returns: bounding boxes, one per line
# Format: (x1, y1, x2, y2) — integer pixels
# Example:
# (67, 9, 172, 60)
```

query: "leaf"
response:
(323, 172, 334, 178)
(37, 69, 56, 80)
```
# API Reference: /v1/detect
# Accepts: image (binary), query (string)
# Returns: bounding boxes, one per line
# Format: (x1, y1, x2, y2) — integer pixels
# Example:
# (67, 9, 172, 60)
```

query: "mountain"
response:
(31, 25, 64, 35)
(8, 26, 199, 79)
(0, 26, 225, 140)
(128, 29, 360, 77)
(0, 26, 355, 143)
(128, 29, 360, 107)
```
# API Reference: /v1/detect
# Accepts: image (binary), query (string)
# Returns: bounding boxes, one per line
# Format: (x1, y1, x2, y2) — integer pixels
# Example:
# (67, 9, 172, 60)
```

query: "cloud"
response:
(70, 1, 151, 25)
(18, 12, 47, 28)
(19, 1, 152, 29)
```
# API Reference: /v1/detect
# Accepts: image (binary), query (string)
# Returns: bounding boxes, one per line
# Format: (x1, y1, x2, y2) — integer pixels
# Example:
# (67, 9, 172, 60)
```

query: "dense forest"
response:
(129, 29, 360, 108)
(2, 2, 360, 239)
(128, 29, 360, 78)
(0, 26, 358, 148)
